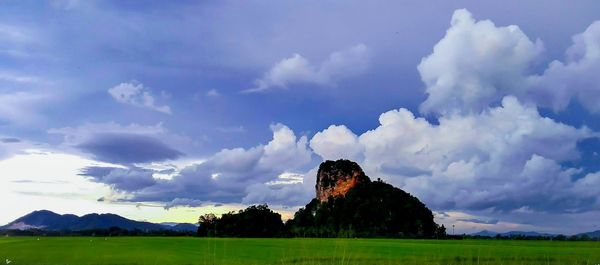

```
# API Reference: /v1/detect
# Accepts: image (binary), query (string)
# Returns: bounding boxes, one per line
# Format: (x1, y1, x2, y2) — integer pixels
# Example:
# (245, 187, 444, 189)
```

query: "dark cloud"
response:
(0, 137, 21, 143)
(77, 133, 183, 164)
(87, 124, 313, 208)
(458, 218, 500, 225)
(80, 166, 157, 192)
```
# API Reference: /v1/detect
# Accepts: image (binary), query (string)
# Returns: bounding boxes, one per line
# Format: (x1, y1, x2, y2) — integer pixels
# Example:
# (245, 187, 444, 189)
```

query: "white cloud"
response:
(259, 124, 312, 172)
(309, 124, 362, 161)
(419, 9, 600, 116)
(244, 44, 370, 93)
(574, 172, 600, 206)
(0, 149, 232, 226)
(88, 123, 313, 207)
(418, 9, 544, 115)
(404, 10, 600, 215)
(243, 180, 311, 207)
(0, 151, 113, 224)
(242, 167, 318, 207)
(528, 21, 600, 112)
(108, 81, 172, 114)
(308, 96, 597, 213)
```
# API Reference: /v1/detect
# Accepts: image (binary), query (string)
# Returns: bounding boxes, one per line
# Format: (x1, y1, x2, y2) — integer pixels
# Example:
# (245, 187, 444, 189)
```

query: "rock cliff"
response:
(316, 159, 370, 202)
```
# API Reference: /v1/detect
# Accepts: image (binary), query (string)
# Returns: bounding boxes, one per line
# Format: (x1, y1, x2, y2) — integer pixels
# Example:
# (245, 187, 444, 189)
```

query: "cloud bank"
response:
(81, 123, 313, 207)
(312, 97, 596, 213)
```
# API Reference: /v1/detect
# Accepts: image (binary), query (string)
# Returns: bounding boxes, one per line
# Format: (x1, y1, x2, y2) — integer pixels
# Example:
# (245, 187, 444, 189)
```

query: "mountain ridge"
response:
(0, 210, 197, 232)
(471, 229, 600, 238)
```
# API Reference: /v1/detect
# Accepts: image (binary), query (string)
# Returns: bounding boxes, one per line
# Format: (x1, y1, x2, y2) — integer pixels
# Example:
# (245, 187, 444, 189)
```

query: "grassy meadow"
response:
(0, 237, 599, 265)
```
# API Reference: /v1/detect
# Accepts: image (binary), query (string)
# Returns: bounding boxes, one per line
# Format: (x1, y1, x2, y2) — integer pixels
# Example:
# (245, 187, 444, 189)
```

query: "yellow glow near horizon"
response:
(0, 150, 297, 226)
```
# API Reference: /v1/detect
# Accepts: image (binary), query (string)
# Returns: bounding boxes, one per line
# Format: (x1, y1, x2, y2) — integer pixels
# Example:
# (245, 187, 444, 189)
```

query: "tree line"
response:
(198, 179, 447, 238)
(196, 203, 599, 241)
(197, 203, 446, 239)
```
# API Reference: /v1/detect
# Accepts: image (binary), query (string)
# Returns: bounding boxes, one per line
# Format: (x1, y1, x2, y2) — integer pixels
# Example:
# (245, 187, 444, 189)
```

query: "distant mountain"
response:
(160, 222, 180, 227)
(0, 210, 197, 232)
(471, 230, 556, 237)
(170, 223, 200, 232)
(161, 222, 200, 232)
(502, 231, 555, 237)
(576, 230, 600, 238)
(471, 230, 499, 237)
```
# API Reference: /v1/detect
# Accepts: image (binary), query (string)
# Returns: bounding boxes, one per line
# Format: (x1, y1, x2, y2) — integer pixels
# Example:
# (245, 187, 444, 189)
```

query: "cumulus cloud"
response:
(419, 9, 600, 116)
(309, 96, 598, 213)
(108, 81, 172, 114)
(244, 44, 370, 93)
(309, 125, 362, 161)
(301, 11, 600, 229)
(528, 21, 600, 113)
(401, 11, 600, 213)
(49, 122, 190, 164)
(243, 180, 312, 206)
(242, 166, 318, 207)
(418, 9, 543, 115)
(91, 123, 313, 207)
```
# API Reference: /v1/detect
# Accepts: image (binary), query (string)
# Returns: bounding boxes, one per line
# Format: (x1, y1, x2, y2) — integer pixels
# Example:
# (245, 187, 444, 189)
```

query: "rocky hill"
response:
(288, 159, 443, 238)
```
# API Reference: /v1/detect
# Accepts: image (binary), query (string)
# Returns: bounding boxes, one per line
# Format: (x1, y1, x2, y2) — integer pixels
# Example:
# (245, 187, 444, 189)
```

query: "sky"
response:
(1, 0, 600, 235)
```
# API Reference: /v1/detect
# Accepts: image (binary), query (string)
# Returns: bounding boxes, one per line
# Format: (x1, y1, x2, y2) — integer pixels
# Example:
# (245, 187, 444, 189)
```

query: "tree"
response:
(435, 224, 447, 239)
(197, 213, 217, 236)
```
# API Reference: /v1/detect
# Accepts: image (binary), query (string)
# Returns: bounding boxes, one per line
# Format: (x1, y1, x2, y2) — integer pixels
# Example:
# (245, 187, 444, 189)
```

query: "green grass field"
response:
(0, 237, 599, 265)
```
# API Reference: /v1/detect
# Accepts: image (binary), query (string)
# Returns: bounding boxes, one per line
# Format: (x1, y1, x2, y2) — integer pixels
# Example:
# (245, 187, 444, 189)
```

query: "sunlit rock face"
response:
(315, 159, 370, 202)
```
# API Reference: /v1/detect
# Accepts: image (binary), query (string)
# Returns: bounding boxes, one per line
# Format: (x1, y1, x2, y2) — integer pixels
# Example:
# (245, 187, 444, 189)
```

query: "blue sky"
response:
(1, 0, 600, 234)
